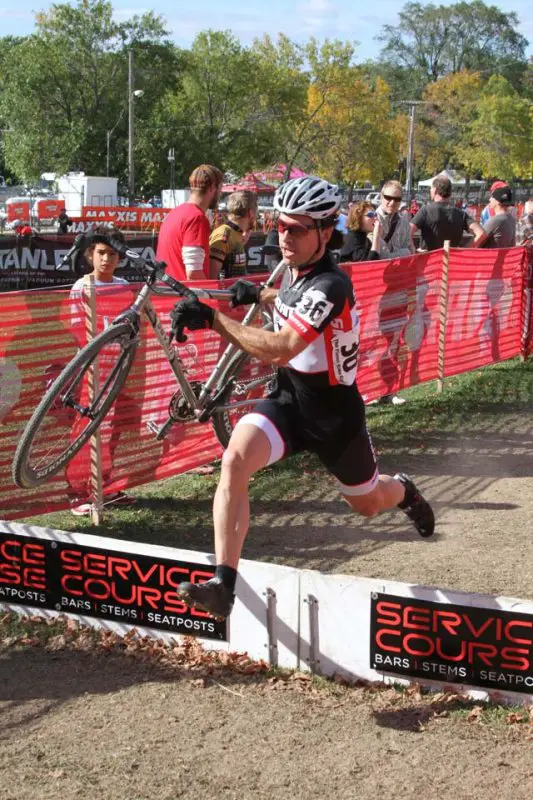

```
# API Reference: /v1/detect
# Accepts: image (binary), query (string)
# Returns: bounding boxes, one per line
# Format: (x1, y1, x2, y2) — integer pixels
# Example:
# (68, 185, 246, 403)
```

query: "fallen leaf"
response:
(467, 706, 483, 722)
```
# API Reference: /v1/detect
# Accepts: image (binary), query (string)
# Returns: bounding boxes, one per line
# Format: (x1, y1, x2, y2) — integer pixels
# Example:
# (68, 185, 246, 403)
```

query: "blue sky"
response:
(1, 0, 532, 60)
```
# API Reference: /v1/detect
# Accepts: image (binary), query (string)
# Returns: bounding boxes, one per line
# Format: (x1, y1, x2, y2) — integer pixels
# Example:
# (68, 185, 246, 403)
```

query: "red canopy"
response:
(222, 173, 276, 195)
(254, 164, 308, 184)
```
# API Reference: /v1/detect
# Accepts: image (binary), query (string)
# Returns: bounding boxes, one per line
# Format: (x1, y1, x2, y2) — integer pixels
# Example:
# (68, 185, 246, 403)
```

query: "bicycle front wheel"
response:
(13, 322, 137, 488)
(211, 351, 277, 449)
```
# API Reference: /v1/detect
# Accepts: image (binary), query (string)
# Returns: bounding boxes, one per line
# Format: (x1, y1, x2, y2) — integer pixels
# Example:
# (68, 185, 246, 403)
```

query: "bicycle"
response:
(12, 239, 286, 489)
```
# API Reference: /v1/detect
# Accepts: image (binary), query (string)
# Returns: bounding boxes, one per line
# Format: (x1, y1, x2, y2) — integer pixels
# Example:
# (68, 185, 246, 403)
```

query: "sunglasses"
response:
(382, 194, 402, 202)
(277, 219, 317, 238)
(365, 211, 377, 219)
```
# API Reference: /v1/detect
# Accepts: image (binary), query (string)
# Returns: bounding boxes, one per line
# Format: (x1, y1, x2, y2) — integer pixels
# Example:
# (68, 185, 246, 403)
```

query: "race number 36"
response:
(295, 289, 333, 328)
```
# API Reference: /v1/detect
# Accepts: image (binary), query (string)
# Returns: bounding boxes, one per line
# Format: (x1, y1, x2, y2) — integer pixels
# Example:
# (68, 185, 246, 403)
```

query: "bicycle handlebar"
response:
(110, 238, 234, 301)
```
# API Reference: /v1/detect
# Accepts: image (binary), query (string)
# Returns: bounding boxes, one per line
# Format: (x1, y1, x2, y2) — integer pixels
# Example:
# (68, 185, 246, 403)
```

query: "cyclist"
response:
(170, 176, 435, 620)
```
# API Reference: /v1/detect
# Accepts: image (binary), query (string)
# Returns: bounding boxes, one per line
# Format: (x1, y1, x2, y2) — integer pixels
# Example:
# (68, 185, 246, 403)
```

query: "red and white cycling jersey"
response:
(273, 254, 360, 387)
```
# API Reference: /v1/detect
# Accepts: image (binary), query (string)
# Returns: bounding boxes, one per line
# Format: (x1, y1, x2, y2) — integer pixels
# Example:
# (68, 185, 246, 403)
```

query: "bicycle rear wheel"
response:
(211, 350, 277, 449)
(13, 322, 137, 488)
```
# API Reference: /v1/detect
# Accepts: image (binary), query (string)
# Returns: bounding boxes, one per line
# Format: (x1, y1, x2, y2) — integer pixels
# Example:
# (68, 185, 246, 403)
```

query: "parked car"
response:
(365, 191, 380, 206)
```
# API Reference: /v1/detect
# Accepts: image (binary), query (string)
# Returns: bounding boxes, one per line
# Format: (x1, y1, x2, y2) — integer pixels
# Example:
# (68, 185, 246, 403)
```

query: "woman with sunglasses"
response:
(339, 201, 384, 262)
(170, 176, 435, 621)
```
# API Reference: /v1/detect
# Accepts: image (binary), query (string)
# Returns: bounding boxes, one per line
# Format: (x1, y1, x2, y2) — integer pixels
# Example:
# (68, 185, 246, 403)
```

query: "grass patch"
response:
(19, 358, 533, 549)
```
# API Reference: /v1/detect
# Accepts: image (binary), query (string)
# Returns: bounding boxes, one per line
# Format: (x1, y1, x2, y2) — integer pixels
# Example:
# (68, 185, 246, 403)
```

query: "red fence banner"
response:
(347, 250, 443, 400)
(0, 284, 263, 520)
(443, 247, 526, 376)
(0, 246, 529, 521)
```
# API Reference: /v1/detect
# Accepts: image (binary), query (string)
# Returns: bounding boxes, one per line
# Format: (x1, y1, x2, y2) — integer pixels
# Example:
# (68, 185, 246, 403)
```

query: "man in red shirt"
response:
(156, 164, 224, 281)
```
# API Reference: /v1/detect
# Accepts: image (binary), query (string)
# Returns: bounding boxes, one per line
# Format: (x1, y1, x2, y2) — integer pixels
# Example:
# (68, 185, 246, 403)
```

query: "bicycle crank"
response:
(146, 381, 205, 441)
(168, 381, 204, 421)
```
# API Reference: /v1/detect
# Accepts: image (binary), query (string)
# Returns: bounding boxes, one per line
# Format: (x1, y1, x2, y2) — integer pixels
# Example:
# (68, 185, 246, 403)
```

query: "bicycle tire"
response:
(13, 322, 137, 488)
(211, 321, 276, 449)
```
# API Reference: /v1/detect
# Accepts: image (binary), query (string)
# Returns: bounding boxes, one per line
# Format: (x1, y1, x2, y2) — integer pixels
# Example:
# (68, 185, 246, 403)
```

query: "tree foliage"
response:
(467, 76, 533, 179)
(0, 0, 531, 192)
(378, 1, 528, 95)
(309, 73, 407, 185)
(0, 0, 176, 185)
(420, 70, 482, 175)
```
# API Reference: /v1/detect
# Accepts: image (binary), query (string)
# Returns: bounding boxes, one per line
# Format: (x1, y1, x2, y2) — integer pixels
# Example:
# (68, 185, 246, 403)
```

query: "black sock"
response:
(215, 565, 238, 592)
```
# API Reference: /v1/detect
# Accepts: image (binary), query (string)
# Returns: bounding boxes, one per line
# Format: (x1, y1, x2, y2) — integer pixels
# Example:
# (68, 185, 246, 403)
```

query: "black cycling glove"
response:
(229, 279, 263, 308)
(170, 297, 215, 343)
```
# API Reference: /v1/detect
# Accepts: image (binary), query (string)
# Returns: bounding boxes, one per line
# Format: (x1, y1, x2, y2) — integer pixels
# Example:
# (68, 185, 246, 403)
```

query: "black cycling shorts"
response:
(235, 397, 379, 497)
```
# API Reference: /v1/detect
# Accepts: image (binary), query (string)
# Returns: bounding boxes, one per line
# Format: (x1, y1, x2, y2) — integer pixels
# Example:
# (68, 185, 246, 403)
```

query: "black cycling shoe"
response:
(177, 578, 235, 621)
(395, 473, 435, 538)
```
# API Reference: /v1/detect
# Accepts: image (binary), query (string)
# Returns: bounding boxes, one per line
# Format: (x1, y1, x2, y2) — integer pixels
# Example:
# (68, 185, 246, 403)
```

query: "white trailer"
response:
(161, 188, 190, 209)
(57, 173, 118, 216)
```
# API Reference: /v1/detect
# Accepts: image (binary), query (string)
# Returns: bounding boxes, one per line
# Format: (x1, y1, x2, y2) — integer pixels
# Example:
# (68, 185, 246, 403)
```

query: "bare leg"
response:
(214, 423, 272, 569)
(342, 473, 435, 538)
(342, 474, 404, 517)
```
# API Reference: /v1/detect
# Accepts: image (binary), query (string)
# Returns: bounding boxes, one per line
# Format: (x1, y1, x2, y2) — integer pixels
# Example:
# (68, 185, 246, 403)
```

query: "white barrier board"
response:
(1, 521, 531, 705)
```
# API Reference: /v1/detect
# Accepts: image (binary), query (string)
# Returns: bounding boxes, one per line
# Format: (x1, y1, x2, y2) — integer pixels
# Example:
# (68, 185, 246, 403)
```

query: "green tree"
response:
(251, 36, 363, 179)
(378, 1, 528, 95)
(466, 75, 533, 179)
(419, 71, 482, 179)
(0, 36, 26, 183)
(309, 73, 406, 186)
(0, 0, 176, 186)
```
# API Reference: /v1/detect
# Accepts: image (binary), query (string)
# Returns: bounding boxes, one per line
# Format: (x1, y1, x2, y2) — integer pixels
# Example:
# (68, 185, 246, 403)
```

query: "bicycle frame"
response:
(118, 255, 287, 436)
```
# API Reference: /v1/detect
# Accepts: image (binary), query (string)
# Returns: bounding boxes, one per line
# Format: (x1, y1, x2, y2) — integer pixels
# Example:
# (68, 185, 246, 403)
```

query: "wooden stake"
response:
(437, 241, 450, 393)
(83, 275, 104, 524)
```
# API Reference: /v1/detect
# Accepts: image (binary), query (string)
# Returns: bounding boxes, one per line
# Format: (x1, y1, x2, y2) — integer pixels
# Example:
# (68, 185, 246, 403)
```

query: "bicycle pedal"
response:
(146, 419, 173, 440)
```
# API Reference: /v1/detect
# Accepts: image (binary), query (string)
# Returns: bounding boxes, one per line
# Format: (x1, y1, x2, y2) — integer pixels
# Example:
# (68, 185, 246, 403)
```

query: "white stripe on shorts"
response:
(234, 412, 285, 466)
(337, 467, 380, 496)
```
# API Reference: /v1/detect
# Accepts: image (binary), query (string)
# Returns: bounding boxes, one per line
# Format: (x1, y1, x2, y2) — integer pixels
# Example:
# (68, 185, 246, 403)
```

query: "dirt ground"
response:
(1, 405, 533, 800)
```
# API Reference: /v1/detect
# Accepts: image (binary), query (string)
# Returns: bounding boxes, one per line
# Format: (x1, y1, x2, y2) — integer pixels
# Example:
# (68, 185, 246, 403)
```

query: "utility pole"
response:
(399, 100, 426, 203)
(405, 103, 416, 203)
(128, 49, 134, 203)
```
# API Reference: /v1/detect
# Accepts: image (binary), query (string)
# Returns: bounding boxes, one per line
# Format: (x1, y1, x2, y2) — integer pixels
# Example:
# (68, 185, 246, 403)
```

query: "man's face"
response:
(278, 213, 328, 267)
(208, 183, 223, 210)
(246, 205, 258, 231)
(90, 243, 121, 281)
(380, 187, 402, 215)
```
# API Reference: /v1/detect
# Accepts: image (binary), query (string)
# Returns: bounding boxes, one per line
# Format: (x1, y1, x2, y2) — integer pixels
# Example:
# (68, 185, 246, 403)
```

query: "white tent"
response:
(417, 169, 485, 189)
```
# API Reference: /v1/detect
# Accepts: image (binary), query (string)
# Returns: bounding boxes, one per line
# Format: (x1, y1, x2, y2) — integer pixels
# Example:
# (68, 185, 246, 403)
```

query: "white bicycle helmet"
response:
(274, 176, 342, 220)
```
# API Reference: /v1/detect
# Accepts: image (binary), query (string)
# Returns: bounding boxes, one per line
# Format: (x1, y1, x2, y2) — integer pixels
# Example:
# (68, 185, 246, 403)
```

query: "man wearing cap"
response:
(480, 181, 508, 226)
(156, 164, 224, 281)
(475, 186, 516, 249)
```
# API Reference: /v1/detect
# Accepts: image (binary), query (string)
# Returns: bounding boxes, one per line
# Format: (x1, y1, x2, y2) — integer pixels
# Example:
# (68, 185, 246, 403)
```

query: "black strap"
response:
(384, 213, 400, 244)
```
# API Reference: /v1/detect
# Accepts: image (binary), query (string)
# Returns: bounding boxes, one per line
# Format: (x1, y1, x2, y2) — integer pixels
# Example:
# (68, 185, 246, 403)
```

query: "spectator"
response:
(340, 202, 383, 262)
(57, 208, 73, 234)
(481, 181, 508, 226)
(475, 186, 516, 249)
(156, 164, 224, 281)
(261, 228, 281, 272)
(209, 190, 258, 279)
(68, 226, 136, 515)
(377, 180, 414, 258)
(408, 198, 420, 217)
(410, 175, 484, 250)
(517, 200, 533, 246)
(336, 206, 349, 234)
